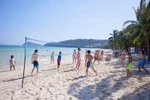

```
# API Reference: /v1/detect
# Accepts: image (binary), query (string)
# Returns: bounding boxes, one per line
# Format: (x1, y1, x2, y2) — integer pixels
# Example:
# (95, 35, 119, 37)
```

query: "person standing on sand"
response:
(72, 50, 77, 64)
(31, 50, 39, 75)
(126, 53, 133, 77)
(57, 52, 62, 69)
(9, 55, 16, 71)
(137, 50, 148, 73)
(118, 50, 122, 60)
(76, 48, 81, 70)
(93, 50, 100, 65)
(51, 51, 54, 64)
(101, 50, 104, 60)
(84, 50, 88, 66)
(86, 50, 97, 76)
(120, 50, 126, 67)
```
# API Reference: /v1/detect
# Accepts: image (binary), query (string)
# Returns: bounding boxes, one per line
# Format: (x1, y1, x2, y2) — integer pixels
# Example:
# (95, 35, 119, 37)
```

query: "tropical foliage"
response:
(108, 0, 150, 60)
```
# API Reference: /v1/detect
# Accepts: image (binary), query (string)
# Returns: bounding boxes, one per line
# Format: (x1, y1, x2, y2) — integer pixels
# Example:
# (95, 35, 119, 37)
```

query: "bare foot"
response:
(96, 73, 97, 76)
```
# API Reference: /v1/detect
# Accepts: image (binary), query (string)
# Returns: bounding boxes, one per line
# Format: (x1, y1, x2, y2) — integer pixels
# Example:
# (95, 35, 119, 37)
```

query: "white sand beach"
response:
(0, 55, 150, 100)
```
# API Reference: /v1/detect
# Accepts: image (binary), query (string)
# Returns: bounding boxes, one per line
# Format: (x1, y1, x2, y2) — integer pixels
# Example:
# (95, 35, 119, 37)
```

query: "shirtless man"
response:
(86, 50, 97, 76)
(93, 50, 100, 65)
(76, 48, 81, 70)
(31, 49, 39, 75)
(138, 50, 148, 73)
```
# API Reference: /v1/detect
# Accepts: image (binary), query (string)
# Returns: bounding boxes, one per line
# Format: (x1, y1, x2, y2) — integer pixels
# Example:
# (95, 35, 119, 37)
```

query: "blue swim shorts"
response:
(87, 61, 93, 68)
(138, 60, 146, 67)
(33, 61, 39, 68)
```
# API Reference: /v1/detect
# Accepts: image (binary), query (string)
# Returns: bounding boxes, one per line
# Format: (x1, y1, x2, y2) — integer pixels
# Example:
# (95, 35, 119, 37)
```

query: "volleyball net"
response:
(22, 37, 56, 88)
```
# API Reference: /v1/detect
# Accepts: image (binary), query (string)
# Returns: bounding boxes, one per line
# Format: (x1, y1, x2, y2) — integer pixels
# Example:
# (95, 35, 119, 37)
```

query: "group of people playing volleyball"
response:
(72, 48, 98, 76)
(118, 49, 149, 77)
(9, 48, 149, 77)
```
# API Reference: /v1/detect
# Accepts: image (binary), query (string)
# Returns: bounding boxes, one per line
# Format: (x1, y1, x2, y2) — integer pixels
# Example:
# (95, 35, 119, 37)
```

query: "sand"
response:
(0, 55, 150, 100)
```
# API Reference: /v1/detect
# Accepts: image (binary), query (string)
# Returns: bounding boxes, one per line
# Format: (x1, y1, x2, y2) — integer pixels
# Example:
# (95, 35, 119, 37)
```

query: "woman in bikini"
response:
(76, 48, 81, 70)
(51, 51, 54, 64)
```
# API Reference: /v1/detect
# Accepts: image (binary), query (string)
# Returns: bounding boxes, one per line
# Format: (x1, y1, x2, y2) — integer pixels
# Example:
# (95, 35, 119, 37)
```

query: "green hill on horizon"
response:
(44, 39, 108, 48)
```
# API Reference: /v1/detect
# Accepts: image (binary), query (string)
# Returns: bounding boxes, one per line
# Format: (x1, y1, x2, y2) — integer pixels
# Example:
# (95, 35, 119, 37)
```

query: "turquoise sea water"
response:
(0, 45, 104, 67)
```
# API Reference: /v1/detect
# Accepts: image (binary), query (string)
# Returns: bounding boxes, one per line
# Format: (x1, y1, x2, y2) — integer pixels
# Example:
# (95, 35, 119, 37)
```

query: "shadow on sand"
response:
(67, 60, 150, 100)
(4, 75, 32, 82)
(120, 83, 150, 100)
(63, 69, 76, 73)
(0, 70, 10, 73)
(73, 75, 86, 81)
(40, 68, 56, 72)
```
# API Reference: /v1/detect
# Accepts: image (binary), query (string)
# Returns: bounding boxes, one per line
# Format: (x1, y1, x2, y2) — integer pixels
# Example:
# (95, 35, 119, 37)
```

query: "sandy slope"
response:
(0, 55, 150, 100)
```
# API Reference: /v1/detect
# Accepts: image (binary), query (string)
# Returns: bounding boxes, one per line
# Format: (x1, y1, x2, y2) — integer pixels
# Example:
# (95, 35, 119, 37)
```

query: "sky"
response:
(0, 0, 140, 45)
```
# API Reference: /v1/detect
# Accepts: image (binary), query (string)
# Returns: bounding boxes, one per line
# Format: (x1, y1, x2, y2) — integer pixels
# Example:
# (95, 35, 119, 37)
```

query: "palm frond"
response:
(147, 1, 150, 10)
(124, 24, 138, 31)
(109, 33, 113, 35)
(108, 37, 113, 41)
(132, 7, 137, 15)
(140, 0, 146, 9)
(123, 20, 137, 27)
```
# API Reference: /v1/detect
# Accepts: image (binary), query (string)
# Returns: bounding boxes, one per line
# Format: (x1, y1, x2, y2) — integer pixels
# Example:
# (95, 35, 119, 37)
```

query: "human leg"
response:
(86, 68, 88, 76)
(141, 66, 149, 73)
(92, 68, 97, 76)
(10, 65, 12, 71)
(13, 65, 16, 70)
(36, 68, 39, 75)
(31, 68, 35, 74)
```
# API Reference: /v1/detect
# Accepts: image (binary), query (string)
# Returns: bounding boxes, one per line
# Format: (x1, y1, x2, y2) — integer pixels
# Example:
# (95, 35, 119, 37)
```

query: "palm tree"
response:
(108, 30, 119, 50)
(123, 0, 150, 60)
(116, 30, 129, 50)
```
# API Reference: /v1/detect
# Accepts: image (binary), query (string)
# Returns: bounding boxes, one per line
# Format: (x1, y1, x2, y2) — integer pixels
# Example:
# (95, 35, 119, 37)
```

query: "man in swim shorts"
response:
(31, 49, 39, 75)
(126, 53, 133, 77)
(138, 50, 148, 73)
(86, 50, 97, 76)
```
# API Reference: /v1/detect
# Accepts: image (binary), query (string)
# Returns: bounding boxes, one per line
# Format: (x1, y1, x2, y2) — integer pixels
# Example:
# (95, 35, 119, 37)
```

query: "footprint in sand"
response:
(24, 90, 35, 96)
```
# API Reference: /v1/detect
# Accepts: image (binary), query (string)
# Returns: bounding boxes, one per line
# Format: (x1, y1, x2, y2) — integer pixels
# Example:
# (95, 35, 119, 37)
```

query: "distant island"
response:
(45, 39, 108, 48)
(22, 39, 109, 48)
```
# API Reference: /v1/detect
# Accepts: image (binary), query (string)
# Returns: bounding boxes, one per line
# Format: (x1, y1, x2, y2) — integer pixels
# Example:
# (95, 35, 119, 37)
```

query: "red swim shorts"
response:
(57, 61, 60, 65)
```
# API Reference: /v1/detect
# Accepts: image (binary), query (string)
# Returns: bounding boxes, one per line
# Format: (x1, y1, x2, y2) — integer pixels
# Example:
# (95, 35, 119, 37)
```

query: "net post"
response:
(22, 37, 27, 88)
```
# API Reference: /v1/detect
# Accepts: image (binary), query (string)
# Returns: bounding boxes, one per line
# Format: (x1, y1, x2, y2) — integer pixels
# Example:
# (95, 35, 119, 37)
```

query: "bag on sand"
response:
(106, 55, 111, 61)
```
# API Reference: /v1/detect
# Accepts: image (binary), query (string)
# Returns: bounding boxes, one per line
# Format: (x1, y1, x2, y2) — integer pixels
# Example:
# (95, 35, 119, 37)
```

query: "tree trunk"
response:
(147, 39, 150, 61)
(114, 42, 116, 50)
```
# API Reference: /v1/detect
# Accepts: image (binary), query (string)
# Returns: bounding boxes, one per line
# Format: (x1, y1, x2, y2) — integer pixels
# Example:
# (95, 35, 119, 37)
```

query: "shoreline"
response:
(0, 54, 150, 100)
